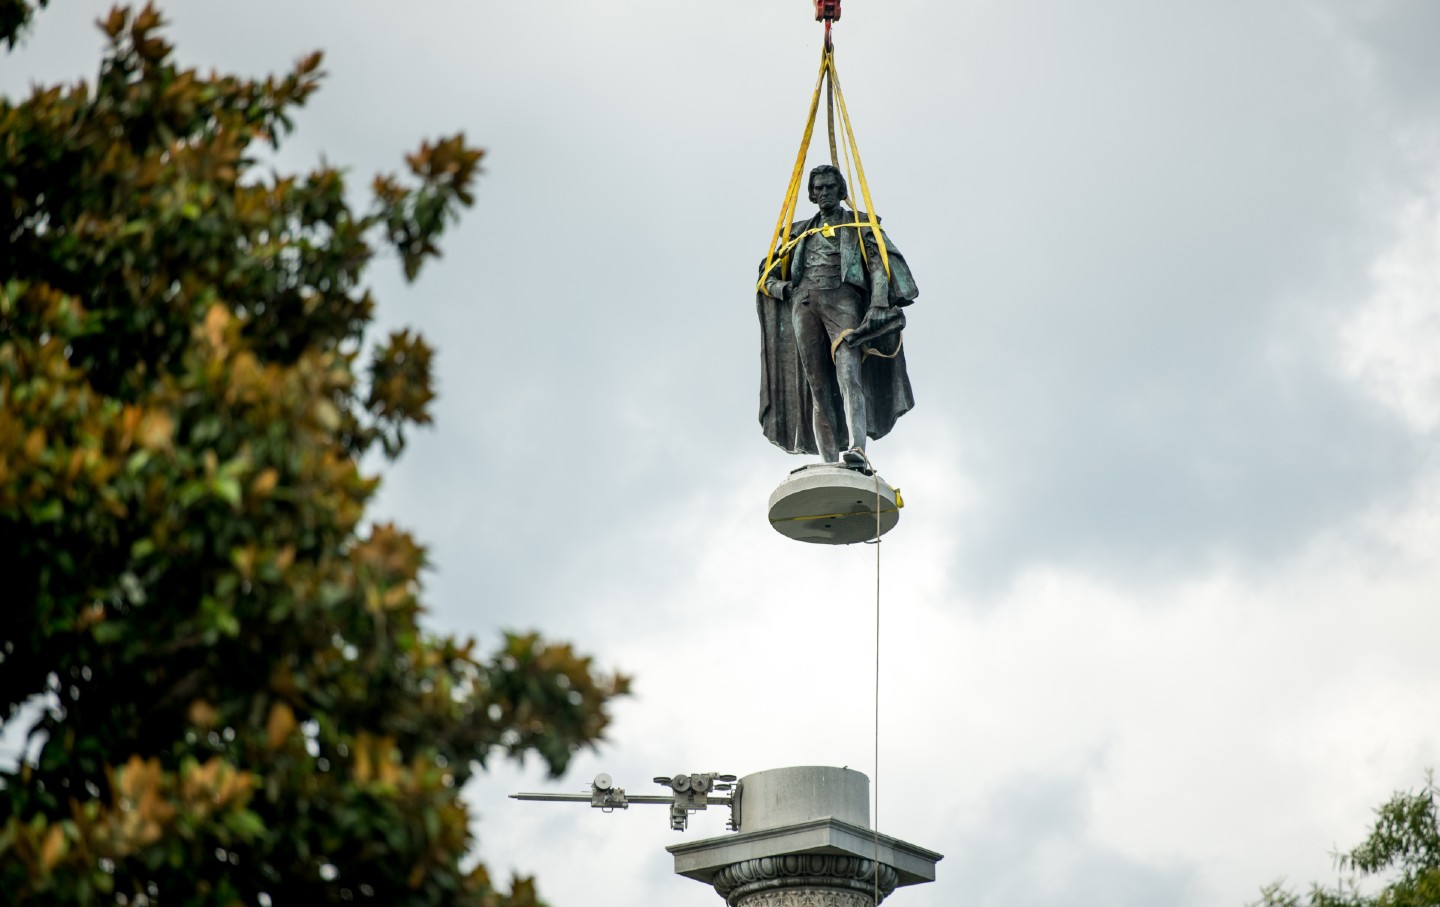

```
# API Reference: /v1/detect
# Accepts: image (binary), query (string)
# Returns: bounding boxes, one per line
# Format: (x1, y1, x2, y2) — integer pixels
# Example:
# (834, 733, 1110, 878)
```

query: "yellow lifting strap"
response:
(758, 43, 891, 295)
(830, 327, 904, 362)
(826, 53, 890, 282)
(760, 45, 828, 290)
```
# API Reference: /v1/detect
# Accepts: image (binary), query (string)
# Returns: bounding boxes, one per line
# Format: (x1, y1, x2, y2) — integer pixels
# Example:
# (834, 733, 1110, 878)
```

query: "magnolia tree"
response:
(0, 3, 628, 904)
(1253, 776, 1440, 907)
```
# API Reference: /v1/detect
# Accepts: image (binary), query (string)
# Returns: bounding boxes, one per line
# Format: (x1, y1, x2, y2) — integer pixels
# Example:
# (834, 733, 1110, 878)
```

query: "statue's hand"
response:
(858, 305, 895, 334)
(776, 281, 794, 301)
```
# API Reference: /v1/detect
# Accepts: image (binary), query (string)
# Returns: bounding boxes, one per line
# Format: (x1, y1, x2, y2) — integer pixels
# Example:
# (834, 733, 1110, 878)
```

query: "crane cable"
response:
(847, 447, 887, 907)
(872, 464, 883, 907)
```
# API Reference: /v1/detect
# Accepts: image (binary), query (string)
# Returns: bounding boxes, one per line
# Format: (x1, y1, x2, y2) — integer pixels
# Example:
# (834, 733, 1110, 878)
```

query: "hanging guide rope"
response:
(765, 7, 895, 903)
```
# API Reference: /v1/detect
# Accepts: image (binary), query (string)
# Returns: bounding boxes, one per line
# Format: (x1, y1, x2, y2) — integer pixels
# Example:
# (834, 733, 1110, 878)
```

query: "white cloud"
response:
(1341, 156, 1440, 433)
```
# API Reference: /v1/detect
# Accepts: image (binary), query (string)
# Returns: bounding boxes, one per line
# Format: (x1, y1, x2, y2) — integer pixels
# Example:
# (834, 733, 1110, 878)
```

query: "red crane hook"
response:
(814, 0, 840, 49)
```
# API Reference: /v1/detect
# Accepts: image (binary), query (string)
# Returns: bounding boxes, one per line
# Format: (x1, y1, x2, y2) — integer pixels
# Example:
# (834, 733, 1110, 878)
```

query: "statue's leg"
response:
(791, 290, 843, 462)
(833, 342, 868, 452)
(811, 409, 834, 463)
(815, 287, 868, 453)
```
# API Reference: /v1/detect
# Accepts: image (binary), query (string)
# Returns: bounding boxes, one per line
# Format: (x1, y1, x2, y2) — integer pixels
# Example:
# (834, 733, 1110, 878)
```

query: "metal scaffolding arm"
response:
(511, 772, 740, 832)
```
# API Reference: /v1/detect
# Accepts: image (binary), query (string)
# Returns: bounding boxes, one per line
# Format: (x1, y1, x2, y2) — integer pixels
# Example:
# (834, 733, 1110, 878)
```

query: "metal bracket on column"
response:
(512, 771, 740, 832)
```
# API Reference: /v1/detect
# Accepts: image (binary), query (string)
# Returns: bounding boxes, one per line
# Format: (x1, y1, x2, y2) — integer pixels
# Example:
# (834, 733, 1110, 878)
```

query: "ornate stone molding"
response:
(736, 889, 874, 907)
(713, 855, 899, 906)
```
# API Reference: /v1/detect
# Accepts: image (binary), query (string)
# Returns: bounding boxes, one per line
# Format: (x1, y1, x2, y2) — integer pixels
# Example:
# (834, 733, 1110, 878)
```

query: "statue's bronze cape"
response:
(757, 211, 918, 456)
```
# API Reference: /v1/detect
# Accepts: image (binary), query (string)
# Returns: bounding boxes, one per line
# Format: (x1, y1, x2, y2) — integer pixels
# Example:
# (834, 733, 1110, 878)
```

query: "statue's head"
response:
(807, 165, 848, 205)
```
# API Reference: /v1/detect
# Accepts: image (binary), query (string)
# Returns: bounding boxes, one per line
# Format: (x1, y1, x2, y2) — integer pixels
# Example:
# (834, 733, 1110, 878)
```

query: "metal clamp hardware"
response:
(652, 772, 737, 831)
(512, 771, 740, 833)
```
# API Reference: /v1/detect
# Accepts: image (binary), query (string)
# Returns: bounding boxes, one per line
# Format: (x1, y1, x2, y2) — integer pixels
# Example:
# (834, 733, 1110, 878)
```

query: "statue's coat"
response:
(757, 210, 918, 456)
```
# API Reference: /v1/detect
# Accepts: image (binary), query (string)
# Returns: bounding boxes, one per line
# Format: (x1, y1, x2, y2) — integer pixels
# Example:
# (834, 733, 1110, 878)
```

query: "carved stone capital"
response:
(712, 855, 899, 906)
(733, 890, 873, 907)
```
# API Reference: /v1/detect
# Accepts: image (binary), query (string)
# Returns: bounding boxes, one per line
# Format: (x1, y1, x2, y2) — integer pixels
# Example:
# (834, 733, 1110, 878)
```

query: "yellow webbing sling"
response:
(757, 43, 891, 295)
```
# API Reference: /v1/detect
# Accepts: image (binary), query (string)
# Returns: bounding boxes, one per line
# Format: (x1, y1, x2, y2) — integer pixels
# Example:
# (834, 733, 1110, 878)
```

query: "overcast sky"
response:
(5, 1, 1440, 905)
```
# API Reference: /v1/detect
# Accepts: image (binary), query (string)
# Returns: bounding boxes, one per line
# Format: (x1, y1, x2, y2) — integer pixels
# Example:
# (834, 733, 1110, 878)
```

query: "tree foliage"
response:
(1253, 775, 1440, 907)
(0, 0, 46, 50)
(0, 3, 630, 904)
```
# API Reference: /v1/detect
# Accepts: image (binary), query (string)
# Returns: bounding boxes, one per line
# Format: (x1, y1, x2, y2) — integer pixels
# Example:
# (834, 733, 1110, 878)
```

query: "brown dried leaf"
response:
(265, 702, 296, 750)
(137, 411, 174, 453)
(102, 7, 129, 38)
(188, 699, 219, 729)
(250, 467, 279, 498)
(202, 304, 230, 353)
(39, 824, 64, 871)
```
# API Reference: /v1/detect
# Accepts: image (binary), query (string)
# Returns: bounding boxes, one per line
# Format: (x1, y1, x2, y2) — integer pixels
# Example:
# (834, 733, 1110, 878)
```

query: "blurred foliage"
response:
(1, 0, 48, 50)
(1252, 774, 1440, 907)
(0, 4, 630, 904)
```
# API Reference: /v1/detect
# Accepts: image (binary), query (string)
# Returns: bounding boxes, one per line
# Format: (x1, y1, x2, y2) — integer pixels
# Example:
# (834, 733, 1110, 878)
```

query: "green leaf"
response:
(214, 475, 242, 506)
(92, 621, 124, 645)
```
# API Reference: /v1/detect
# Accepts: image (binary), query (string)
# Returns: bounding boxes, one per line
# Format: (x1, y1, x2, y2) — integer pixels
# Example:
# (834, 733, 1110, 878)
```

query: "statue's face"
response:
(811, 173, 844, 211)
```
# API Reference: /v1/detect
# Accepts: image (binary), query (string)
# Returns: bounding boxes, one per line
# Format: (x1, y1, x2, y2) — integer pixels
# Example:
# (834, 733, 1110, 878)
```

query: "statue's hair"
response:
(807, 164, 848, 203)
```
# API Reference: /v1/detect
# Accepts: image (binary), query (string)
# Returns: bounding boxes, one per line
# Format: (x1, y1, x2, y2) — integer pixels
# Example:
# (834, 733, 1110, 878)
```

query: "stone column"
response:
(667, 766, 942, 907)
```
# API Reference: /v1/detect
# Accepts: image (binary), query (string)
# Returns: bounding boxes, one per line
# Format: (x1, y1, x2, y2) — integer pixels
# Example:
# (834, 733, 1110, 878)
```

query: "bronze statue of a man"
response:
(757, 164, 918, 466)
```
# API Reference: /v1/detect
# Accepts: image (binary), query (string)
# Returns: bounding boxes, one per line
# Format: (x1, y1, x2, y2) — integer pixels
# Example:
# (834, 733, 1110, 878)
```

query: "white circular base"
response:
(767, 464, 902, 545)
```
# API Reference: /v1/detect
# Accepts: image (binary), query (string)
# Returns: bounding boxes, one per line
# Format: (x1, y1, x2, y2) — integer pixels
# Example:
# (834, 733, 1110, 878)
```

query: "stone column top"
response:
(666, 766, 942, 902)
(668, 816, 942, 889)
(737, 766, 871, 833)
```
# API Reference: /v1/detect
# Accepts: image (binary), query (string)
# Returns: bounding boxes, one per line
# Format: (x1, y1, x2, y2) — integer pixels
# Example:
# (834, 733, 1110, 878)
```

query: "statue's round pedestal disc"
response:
(767, 464, 901, 545)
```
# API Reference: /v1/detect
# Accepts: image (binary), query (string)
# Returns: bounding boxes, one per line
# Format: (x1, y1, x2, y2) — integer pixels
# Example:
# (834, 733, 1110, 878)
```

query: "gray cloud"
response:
(942, 772, 1201, 907)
